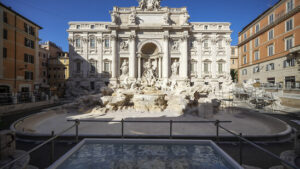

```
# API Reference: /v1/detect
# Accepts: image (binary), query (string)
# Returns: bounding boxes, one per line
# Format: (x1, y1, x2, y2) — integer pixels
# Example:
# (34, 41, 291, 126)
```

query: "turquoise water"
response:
(57, 143, 235, 169)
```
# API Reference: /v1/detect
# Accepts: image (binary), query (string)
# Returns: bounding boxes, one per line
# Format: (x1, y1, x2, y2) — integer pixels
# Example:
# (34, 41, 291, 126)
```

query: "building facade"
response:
(230, 46, 238, 81)
(0, 2, 42, 95)
(40, 41, 69, 97)
(38, 46, 50, 92)
(238, 0, 300, 89)
(67, 0, 232, 91)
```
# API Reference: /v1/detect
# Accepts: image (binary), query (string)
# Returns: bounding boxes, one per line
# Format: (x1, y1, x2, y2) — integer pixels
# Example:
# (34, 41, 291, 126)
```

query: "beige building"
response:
(238, 0, 300, 89)
(0, 2, 42, 104)
(38, 46, 50, 92)
(230, 46, 238, 82)
(40, 41, 69, 97)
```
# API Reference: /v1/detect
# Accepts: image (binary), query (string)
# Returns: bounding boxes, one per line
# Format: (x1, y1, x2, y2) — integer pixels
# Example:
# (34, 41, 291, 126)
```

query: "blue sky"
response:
(2, 0, 278, 51)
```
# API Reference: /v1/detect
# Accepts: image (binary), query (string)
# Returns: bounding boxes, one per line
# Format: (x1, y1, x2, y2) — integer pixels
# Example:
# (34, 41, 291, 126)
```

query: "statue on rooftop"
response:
(138, 0, 162, 10)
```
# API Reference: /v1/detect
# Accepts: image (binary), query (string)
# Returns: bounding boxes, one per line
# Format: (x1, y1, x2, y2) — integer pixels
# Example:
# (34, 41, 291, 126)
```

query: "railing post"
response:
(75, 120, 80, 143)
(239, 133, 243, 165)
(51, 131, 55, 163)
(215, 120, 220, 143)
(121, 119, 124, 138)
(169, 120, 173, 139)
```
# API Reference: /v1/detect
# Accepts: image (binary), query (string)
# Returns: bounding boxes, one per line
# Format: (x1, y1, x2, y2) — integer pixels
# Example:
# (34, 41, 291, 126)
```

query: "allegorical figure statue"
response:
(129, 12, 136, 24)
(138, 0, 162, 10)
(171, 59, 179, 76)
(120, 41, 128, 50)
(121, 60, 129, 76)
(111, 12, 119, 24)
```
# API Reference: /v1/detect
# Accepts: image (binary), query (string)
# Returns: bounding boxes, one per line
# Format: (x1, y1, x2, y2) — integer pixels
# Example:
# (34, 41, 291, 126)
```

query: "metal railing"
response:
(218, 124, 299, 169)
(0, 122, 79, 169)
(67, 119, 231, 141)
(1, 119, 298, 169)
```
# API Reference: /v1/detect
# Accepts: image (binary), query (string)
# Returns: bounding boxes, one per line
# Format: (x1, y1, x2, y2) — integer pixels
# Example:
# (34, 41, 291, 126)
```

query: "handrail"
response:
(67, 119, 232, 123)
(0, 123, 77, 169)
(219, 124, 299, 169)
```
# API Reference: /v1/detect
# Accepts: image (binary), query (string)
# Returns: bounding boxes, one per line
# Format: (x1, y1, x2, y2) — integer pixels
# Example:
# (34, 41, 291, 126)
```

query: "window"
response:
(253, 66, 260, 73)
(286, 19, 293, 32)
(287, 0, 294, 13)
(242, 69, 247, 75)
(90, 38, 95, 48)
(191, 61, 196, 74)
(232, 59, 235, 64)
(218, 63, 223, 73)
(244, 33, 247, 40)
(104, 39, 110, 48)
(243, 45, 247, 52)
(90, 61, 97, 73)
(204, 62, 209, 73)
(268, 29, 274, 40)
(204, 39, 208, 48)
(24, 38, 34, 49)
(268, 44, 274, 56)
(269, 13, 274, 24)
(267, 77, 275, 85)
(255, 24, 260, 33)
(76, 62, 81, 73)
(91, 25, 95, 29)
(3, 48, 7, 58)
(24, 54, 34, 63)
(204, 25, 208, 30)
(43, 71, 46, 77)
(243, 55, 247, 64)
(231, 48, 235, 55)
(283, 58, 295, 68)
(24, 23, 35, 36)
(254, 50, 259, 60)
(90, 81, 95, 90)
(285, 76, 295, 88)
(76, 25, 80, 29)
(218, 25, 222, 29)
(24, 71, 33, 80)
(254, 38, 259, 47)
(3, 29, 7, 39)
(104, 62, 110, 72)
(266, 63, 275, 71)
(285, 36, 293, 50)
(75, 38, 81, 48)
(3, 12, 7, 23)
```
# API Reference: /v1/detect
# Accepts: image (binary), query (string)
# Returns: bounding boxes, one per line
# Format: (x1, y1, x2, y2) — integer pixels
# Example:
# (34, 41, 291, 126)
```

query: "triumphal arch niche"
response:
(67, 0, 232, 90)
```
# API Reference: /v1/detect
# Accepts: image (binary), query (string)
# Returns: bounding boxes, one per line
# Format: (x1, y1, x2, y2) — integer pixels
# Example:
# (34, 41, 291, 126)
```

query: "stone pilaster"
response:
(180, 33, 189, 79)
(129, 33, 136, 78)
(111, 34, 117, 79)
(163, 32, 169, 78)
(97, 37, 103, 74)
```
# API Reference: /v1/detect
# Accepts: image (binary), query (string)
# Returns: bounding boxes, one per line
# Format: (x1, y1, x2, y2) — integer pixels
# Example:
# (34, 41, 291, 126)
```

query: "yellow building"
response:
(238, 0, 300, 89)
(40, 41, 69, 97)
(0, 2, 42, 103)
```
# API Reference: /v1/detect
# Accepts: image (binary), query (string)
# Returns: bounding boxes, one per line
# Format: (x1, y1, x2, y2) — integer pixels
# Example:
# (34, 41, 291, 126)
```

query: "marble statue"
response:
(129, 12, 136, 24)
(171, 60, 179, 77)
(121, 60, 129, 76)
(120, 41, 128, 50)
(138, 0, 161, 10)
(143, 60, 156, 86)
(111, 12, 118, 24)
(183, 12, 190, 25)
(163, 13, 170, 25)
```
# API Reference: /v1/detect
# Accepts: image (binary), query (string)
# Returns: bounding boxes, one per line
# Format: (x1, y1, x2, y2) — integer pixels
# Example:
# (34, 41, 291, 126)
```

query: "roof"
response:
(239, 0, 281, 35)
(0, 2, 43, 29)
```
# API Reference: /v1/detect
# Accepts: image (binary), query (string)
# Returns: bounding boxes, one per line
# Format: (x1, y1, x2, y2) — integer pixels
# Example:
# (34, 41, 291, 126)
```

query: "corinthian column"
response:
(163, 34, 169, 78)
(180, 34, 189, 79)
(111, 35, 117, 79)
(129, 34, 136, 78)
